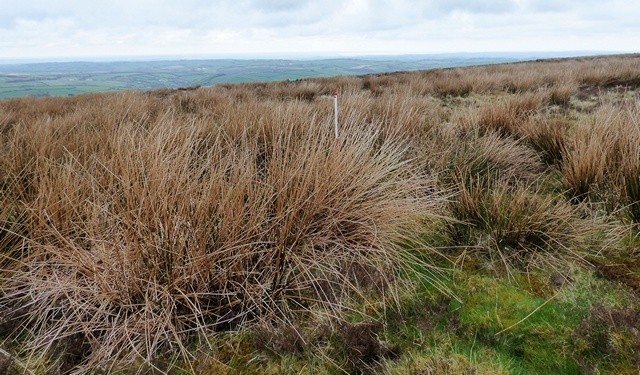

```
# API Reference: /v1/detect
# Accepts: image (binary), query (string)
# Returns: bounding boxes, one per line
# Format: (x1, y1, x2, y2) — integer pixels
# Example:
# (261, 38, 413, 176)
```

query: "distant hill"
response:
(0, 52, 607, 100)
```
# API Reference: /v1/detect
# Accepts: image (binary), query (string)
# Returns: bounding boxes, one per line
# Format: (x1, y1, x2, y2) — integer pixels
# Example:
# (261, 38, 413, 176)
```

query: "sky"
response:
(0, 0, 638, 61)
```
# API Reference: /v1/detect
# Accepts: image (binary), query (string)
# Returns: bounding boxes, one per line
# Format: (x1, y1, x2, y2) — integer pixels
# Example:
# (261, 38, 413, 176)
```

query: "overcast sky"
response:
(1, 0, 638, 60)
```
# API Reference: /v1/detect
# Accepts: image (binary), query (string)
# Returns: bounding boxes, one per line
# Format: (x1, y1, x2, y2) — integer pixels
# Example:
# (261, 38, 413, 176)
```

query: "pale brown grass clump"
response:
(477, 92, 546, 138)
(521, 114, 571, 166)
(561, 102, 640, 214)
(0, 90, 437, 373)
(561, 122, 609, 200)
(547, 80, 579, 106)
(434, 127, 544, 186)
(448, 175, 599, 274)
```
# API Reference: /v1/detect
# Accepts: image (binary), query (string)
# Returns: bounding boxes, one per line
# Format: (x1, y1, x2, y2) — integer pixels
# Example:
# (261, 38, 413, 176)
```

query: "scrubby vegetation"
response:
(1, 54, 640, 374)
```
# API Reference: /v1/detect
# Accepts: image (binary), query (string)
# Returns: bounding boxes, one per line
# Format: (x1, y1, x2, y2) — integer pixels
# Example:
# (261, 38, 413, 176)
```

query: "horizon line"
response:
(0, 50, 633, 65)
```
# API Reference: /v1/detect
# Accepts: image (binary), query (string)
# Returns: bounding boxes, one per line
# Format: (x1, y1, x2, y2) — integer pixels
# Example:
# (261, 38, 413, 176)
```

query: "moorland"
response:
(1, 54, 640, 374)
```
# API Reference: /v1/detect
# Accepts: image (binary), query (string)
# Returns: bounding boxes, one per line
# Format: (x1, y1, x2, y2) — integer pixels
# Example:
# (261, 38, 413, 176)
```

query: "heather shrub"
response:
(571, 303, 640, 372)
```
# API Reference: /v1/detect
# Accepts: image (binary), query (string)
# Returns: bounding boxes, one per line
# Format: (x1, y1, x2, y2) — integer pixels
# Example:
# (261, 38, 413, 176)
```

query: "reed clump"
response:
(561, 102, 640, 220)
(0, 88, 436, 372)
(447, 175, 597, 273)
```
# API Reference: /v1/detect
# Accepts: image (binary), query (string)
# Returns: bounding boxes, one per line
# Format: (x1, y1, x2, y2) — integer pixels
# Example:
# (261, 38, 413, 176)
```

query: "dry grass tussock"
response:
(561, 101, 640, 219)
(0, 89, 438, 372)
(521, 113, 571, 166)
(477, 91, 546, 137)
(448, 175, 599, 275)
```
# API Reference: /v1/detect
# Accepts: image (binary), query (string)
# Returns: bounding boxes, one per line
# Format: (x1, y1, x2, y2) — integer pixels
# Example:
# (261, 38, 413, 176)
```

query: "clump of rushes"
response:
(448, 175, 596, 274)
(0, 202, 24, 268)
(478, 92, 545, 138)
(610, 106, 640, 224)
(441, 128, 544, 186)
(547, 80, 578, 106)
(621, 157, 640, 223)
(560, 123, 608, 201)
(561, 103, 640, 212)
(272, 80, 323, 101)
(0, 93, 438, 373)
(522, 114, 571, 166)
(429, 68, 475, 97)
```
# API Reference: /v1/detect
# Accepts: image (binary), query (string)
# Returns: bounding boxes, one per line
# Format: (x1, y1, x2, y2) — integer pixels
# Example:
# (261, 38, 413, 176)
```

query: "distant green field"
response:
(0, 56, 520, 99)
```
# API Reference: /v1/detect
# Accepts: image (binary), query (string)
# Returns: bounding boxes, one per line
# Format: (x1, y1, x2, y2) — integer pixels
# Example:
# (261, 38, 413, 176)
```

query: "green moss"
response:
(378, 263, 639, 375)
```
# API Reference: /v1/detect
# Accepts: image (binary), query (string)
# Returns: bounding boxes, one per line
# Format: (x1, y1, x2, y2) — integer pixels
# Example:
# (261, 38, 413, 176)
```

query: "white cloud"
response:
(0, 0, 637, 59)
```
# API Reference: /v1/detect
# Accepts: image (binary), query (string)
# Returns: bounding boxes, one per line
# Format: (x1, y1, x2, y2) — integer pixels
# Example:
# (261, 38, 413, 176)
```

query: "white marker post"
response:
(333, 91, 339, 142)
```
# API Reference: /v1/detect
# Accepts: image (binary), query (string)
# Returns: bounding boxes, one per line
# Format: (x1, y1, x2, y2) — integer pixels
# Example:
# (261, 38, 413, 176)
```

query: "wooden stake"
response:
(333, 91, 339, 141)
